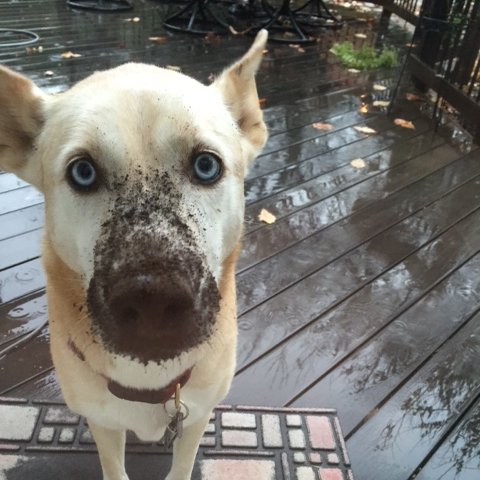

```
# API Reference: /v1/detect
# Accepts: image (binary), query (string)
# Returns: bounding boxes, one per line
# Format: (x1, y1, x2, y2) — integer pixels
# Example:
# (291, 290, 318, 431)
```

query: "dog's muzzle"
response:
(87, 246, 220, 363)
(86, 172, 221, 363)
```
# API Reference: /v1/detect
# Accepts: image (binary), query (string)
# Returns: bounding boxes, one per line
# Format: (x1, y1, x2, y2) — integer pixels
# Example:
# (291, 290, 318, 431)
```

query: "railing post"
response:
(413, 0, 450, 91)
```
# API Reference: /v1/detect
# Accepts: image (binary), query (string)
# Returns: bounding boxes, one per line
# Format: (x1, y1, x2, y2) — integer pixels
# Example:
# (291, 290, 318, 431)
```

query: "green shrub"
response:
(330, 41, 398, 70)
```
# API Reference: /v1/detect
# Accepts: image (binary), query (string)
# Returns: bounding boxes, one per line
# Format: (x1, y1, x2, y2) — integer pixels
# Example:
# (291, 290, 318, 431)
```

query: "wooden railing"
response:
(369, 0, 480, 142)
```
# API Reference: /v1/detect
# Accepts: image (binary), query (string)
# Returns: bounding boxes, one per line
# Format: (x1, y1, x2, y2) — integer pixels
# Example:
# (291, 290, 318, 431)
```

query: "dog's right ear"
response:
(0, 66, 50, 190)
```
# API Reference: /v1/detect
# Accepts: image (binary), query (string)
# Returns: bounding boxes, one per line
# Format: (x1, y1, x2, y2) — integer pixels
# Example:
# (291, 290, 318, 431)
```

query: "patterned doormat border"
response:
(0, 397, 354, 480)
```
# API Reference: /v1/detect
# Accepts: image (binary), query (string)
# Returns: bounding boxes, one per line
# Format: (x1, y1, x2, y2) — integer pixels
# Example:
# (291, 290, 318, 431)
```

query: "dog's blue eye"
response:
(68, 158, 97, 190)
(192, 153, 222, 184)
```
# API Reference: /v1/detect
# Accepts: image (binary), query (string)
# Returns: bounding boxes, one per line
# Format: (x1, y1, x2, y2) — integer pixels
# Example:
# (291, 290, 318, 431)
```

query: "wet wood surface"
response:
(1, 1, 479, 479)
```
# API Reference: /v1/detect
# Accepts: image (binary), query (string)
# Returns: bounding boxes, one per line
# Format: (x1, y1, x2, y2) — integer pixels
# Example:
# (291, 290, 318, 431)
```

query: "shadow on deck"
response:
(0, 1, 479, 479)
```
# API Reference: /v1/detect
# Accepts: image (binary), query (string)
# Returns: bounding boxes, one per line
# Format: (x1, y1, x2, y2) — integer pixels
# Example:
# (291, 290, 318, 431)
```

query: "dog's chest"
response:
(85, 398, 171, 442)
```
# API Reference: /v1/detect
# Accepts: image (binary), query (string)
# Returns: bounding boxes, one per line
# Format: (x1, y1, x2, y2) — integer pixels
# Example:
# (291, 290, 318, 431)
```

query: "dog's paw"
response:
(165, 472, 189, 480)
(104, 474, 130, 480)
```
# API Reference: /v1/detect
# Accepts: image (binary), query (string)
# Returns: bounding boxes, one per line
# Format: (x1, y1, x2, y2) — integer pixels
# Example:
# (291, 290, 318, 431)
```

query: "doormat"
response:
(0, 397, 354, 479)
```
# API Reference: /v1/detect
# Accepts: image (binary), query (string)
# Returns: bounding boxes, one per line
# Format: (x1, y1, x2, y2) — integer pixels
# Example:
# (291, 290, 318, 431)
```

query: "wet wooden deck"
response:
(1, 1, 479, 479)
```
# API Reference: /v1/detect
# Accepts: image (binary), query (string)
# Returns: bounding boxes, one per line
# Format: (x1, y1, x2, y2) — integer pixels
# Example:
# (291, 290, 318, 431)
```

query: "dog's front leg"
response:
(165, 412, 211, 480)
(89, 421, 129, 480)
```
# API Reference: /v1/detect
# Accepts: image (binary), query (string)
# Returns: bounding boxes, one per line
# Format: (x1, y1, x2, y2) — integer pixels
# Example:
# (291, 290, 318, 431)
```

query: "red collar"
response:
(68, 338, 192, 404)
(107, 368, 193, 404)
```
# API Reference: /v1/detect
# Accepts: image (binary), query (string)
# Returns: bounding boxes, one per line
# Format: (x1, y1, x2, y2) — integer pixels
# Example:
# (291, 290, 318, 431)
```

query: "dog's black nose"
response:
(108, 275, 195, 344)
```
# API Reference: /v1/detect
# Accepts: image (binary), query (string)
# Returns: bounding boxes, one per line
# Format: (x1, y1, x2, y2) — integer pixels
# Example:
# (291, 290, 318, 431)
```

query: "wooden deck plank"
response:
(235, 174, 480, 371)
(0, 326, 51, 395)
(249, 101, 418, 180)
(414, 396, 480, 480)
(346, 310, 480, 480)
(227, 204, 480, 407)
(0, 204, 44, 242)
(0, 258, 45, 304)
(4, 368, 60, 401)
(0, 186, 43, 216)
(0, 229, 43, 271)
(236, 146, 476, 311)
(0, 173, 29, 194)
(290, 214, 480, 429)
(0, 292, 47, 346)
(245, 120, 438, 222)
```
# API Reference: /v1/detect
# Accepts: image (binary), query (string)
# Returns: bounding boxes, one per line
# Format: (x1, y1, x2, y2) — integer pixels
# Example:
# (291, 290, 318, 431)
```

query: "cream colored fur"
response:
(0, 30, 268, 480)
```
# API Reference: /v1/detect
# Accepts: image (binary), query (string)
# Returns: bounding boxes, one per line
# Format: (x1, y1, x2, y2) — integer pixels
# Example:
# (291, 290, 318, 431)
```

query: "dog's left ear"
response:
(213, 30, 268, 163)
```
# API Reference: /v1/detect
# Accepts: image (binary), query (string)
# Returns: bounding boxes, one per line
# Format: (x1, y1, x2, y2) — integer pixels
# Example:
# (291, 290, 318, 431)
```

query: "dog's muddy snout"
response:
(108, 274, 195, 334)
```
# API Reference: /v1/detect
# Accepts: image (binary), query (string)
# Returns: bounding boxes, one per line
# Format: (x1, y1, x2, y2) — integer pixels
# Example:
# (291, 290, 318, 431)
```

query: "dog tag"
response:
(164, 417, 179, 449)
(175, 410, 184, 439)
(163, 383, 189, 449)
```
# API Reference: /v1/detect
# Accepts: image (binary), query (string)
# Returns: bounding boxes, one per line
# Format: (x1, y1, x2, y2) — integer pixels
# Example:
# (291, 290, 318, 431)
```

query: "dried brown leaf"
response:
(350, 158, 366, 169)
(61, 51, 82, 59)
(149, 36, 168, 44)
(405, 92, 422, 102)
(258, 209, 276, 224)
(312, 122, 333, 131)
(354, 125, 377, 135)
(373, 100, 390, 108)
(204, 32, 222, 47)
(394, 118, 415, 129)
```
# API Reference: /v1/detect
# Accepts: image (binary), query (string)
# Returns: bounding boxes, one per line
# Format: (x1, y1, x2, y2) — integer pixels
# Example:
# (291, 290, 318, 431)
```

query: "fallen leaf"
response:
(228, 25, 252, 35)
(258, 209, 276, 224)
(61, 51, 82, 59)
(348, 68, 360, 73)
(373, 84, 387, 91)
(354, 125, 377, 135)
(394, 118, 415, 129)
(312, 122, 333, 131)
(149, 36, 168, 44)
(259, 98, 267, 108)
(355, 33, 367, 39)
(204, 32, 222, 47)
(166, 65, 182, 72)
(350, 158, 366, 168)
(359, 105, 368, 113)
(373, 100, 390, 108)
(405, 92, 422, 101)
(44, 70, 54, 77)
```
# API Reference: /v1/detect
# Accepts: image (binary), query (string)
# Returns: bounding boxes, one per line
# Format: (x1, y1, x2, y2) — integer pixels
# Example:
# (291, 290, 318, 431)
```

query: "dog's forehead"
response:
(44, 64, 239, 169)
(64, 63, 234, 128)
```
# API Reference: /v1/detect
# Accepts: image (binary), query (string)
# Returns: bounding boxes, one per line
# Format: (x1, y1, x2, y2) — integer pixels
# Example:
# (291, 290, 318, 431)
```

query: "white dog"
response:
(0, 30, 268, 480)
